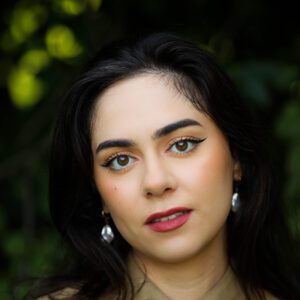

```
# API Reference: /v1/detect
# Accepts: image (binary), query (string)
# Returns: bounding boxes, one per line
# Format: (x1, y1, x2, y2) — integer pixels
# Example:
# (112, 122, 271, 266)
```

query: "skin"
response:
(92, 74, 241, 299)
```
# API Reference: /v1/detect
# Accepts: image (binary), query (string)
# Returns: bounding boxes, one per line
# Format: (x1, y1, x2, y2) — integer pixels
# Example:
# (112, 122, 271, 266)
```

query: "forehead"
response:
(95, 73, 185, 109)
(92, 74, 204, 139)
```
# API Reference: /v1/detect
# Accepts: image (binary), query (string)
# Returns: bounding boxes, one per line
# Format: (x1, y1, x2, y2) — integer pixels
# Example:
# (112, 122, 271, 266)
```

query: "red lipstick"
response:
(145, 207, 192, 232)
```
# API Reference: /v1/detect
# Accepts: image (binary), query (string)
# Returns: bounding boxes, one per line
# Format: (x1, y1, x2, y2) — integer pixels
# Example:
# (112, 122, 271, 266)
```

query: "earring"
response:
(231, 185, 240, 213)
(101, 210, 114, 243)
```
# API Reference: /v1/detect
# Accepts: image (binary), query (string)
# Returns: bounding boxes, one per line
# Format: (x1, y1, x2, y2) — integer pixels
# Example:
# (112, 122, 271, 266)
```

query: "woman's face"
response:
(92, 74, 241, 264)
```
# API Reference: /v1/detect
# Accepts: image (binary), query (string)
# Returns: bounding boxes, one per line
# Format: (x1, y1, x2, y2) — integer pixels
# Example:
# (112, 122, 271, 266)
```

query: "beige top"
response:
(40, 257, 278, 300)
(101, 257, 277, 300)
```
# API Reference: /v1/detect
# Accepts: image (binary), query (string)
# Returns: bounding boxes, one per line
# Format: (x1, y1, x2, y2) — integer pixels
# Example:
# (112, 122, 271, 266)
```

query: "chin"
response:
(139, 237, 209, 264)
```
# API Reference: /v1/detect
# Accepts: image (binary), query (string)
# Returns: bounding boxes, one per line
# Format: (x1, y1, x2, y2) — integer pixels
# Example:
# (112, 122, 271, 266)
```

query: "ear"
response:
(233, 160, 242, 181)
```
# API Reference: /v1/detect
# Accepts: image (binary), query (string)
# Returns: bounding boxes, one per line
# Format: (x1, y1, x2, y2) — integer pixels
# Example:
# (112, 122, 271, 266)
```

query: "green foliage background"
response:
(0, 0, 299, 299)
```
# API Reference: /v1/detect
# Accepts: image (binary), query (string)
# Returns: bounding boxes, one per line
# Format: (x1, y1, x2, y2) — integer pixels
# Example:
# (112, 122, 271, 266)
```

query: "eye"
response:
(102, 154, 136, 170)
(168, 138, 204, 154)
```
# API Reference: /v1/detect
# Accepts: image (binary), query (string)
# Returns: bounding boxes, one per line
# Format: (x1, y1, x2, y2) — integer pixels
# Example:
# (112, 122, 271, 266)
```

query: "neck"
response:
(133, 231, 228, 300)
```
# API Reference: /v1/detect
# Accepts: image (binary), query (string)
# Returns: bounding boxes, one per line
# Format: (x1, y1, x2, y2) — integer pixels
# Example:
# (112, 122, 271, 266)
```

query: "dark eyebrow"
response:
(153, 118, 202, 139)
(96, 139, 136, 154)
(95, 118, 202, 155)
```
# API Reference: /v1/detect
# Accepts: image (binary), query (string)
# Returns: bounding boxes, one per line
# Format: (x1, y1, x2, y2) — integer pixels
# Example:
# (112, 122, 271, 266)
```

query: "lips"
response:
(145, 207, 192, 232)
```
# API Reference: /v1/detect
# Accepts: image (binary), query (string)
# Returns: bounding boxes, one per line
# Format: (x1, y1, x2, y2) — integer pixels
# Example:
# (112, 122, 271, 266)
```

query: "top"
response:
(100, 256, 277, 300)
(39, 256, 278, 300)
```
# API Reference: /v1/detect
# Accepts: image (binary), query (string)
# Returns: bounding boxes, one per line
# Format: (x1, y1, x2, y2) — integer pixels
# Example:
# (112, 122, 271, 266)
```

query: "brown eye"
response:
(117, 155, 129, 166)
(102, 154, 135, 170)
(175, 141, 188, 151)
(169, 138, 204, 154)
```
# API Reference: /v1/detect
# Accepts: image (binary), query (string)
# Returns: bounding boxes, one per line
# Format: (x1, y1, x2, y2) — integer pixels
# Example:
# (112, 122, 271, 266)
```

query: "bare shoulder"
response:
(37, 287, 78, 300)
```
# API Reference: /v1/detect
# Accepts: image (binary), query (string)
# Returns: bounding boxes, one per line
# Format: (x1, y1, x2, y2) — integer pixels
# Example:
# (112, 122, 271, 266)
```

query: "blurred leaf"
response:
(53, 0, 86, 16)
(8, 67, 45, 109)
(10, 4, 48, 44)
(276, 99, 300, 142)
(3, 232, 27, 257)
(0, 279, 10, 300)
(19, 49, 51, 74)
(275, 99, 300, 229)
(227, 61, 298, 107)
(46, 25, 83, 59)
(88, 0, 102, 11)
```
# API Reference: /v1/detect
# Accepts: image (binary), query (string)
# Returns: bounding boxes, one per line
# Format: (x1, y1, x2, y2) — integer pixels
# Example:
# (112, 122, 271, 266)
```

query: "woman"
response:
(33, 33, 299, 299)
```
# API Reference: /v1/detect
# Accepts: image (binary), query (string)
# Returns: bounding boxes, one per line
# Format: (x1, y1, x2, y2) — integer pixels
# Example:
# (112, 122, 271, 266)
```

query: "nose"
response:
(142, 154, 177, 198)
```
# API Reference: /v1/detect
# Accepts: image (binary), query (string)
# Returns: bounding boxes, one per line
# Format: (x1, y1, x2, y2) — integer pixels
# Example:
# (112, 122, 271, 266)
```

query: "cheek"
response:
(94, 172, 137, 215)
(94, 173, 142, 243)
(96, 178, 121, 208)
(202, 156, 232, 188)
(181, 148, 234, 205)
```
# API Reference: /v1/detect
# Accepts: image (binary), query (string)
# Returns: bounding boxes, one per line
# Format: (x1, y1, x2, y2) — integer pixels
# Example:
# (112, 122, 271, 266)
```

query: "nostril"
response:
(164, 187, 172, 195)
(145, 186, 174, 198)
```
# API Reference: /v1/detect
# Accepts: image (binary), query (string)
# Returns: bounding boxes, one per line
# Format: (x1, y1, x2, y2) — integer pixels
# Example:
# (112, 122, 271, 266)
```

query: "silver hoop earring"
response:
(101, 210, 114, 243)
(231, 185, 240, 213)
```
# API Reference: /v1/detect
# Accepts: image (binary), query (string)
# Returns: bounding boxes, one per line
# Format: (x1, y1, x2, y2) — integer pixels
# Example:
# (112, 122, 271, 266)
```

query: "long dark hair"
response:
(29, 32, 300, 299)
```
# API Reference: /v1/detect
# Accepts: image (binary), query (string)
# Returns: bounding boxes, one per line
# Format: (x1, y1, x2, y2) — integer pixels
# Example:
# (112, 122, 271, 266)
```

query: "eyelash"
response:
(101, 151, 134, 169)
(166, 136, 204, 155)
(101, 136, 205, 171)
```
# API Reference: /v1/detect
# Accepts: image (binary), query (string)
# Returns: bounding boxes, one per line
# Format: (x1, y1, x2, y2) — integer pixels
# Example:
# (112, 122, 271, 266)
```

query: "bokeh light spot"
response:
(53, 0, 86, 15)
(20, 49, 51, 73)
(8, 67, 45, 109)
(10, 5, 47, 43)
(88, 0, 102, 11)
(46, 25, 83, 59)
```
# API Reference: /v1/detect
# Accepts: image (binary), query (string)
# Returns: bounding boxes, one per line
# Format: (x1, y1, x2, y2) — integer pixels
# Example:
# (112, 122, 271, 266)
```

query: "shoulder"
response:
(37, 287, 78, 300)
